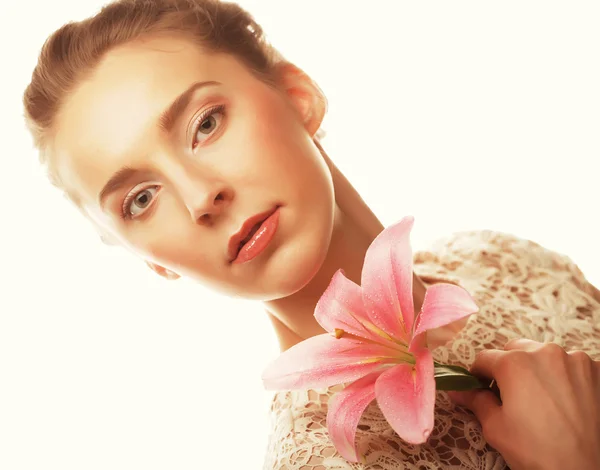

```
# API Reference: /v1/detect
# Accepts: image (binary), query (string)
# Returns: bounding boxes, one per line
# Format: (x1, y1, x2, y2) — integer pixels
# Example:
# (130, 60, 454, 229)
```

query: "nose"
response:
(189, 187, 230, 225)
(157, 148, 232, 225)
(178, 178, 231, 225)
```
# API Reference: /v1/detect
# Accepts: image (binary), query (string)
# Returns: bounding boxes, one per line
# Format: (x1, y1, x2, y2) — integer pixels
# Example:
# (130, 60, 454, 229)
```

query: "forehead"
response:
(52, 35, 249, 207)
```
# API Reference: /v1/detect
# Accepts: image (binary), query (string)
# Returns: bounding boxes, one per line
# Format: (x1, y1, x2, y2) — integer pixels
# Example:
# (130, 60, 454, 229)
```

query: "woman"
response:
(23, 0, 600, 468)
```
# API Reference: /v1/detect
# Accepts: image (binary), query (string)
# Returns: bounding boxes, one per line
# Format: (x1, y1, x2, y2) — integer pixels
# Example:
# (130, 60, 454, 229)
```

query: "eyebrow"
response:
(158, 80, 220, 133)
(98, 80, 220, 207)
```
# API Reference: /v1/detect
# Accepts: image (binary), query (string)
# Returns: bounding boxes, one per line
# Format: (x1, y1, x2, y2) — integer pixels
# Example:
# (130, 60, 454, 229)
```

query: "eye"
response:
(192, 105, 225, 149)
(123, 186, 159, 219)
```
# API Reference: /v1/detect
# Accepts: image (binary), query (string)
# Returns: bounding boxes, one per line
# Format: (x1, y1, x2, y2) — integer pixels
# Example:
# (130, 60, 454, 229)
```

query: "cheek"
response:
(236, 85, 304, 154)
(237, 104, 335, 297)
(140, 236, 226, 286)
(124, 214, 206, 270)
(238, 93, 329, 192)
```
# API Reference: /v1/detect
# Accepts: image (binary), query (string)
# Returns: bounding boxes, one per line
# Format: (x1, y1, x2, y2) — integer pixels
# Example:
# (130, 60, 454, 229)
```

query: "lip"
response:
(228, 206, 280, 263)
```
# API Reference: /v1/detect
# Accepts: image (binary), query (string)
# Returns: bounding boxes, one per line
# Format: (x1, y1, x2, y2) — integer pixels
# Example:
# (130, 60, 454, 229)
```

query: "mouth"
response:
(228, 206, 281, 264)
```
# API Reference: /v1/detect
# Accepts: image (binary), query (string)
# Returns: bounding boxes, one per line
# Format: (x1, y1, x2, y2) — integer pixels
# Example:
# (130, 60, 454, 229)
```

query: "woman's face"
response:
(52, 35, 335, 300)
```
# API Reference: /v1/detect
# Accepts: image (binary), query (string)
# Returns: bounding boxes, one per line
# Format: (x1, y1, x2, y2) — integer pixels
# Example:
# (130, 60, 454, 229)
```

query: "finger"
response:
(566, 349, 598, 361)
(503, 338, 543, 352)
(567, 349, 589, 359)
(448, 390, 502, 424)
(469, 349, 505, 381)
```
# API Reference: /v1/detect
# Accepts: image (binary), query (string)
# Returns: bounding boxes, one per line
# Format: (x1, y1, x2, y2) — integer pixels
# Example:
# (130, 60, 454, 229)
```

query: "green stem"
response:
(433, 361, 501, 400)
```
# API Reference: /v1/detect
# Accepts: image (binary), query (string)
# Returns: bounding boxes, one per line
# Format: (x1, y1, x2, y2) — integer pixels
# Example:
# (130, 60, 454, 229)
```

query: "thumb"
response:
(448, 389, 501, 424)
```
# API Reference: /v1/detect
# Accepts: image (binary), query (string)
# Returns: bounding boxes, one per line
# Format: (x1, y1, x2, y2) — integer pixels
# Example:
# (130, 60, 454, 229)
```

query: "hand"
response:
(448, 339, 600, 470)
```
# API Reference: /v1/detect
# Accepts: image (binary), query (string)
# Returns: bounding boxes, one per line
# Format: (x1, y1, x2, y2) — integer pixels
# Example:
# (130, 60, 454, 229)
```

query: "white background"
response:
(1, 1, 598, 469)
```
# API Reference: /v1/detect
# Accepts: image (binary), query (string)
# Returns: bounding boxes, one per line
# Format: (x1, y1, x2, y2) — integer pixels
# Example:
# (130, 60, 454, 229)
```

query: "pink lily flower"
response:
(262, 216, 479, 462)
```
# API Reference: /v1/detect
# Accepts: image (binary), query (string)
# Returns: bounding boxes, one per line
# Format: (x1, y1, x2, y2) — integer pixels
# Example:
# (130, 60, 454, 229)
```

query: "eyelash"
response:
(190, 103, 226, 149)
(119, 103, 226, 220)
(120, 185, 160, 220)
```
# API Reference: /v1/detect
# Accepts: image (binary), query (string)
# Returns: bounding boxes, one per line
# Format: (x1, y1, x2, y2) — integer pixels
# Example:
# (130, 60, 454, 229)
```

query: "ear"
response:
(145, 261, 181, 280)
(99, 234, 118, 246)
(274, 62, 327, 137)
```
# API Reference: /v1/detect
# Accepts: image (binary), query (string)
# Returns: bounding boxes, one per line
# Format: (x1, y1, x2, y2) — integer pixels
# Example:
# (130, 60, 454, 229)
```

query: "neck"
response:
(263, 144, 427, 351)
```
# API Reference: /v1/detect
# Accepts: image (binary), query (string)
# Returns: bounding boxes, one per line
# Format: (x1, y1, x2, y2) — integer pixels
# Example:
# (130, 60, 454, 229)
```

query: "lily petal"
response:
(425, 316, 471, 350)
(262, 334, 395, 390)
(410, 283, 478, 352)
(326, 371, 381, 463)
(374, 348, 435, 444)
(315, 270, 392, 344)
(361, 216, 416, 342)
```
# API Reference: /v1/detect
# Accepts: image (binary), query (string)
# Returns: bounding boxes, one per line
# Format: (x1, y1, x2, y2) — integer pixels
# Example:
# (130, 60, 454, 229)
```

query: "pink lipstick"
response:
(228, 207, 280, 264)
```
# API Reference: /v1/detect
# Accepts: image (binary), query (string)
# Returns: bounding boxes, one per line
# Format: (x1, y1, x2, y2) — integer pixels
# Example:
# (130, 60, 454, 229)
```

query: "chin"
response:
(259, 219, 333, 301)
(208, 233, 330, 301)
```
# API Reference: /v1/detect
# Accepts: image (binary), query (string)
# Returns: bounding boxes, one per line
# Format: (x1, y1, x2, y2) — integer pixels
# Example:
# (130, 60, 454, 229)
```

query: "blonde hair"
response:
(23, 0, 285, 192)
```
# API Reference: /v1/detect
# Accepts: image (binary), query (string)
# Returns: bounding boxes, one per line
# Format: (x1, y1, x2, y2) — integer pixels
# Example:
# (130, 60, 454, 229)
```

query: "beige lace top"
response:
(263, 231, 600, 469)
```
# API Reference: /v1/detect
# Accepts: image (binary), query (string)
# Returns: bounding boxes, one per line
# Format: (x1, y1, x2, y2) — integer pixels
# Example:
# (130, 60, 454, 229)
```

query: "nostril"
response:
(198, 213, 211, 224)
(194, 191, 225, 224)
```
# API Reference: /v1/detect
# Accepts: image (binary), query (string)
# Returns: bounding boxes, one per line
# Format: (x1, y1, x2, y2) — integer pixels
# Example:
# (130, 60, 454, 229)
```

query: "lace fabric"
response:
(263, 231, 600, 469)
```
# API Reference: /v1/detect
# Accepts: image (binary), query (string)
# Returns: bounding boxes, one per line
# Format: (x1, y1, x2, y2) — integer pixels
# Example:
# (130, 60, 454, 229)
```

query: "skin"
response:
(449, 339, 600, 470)
(50, 33, 600, 467)
(51, 33, 428, 350)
